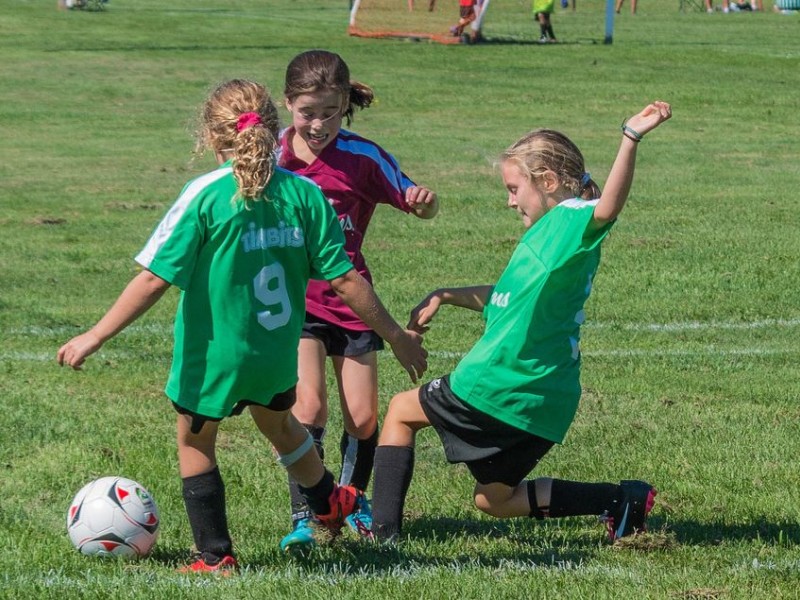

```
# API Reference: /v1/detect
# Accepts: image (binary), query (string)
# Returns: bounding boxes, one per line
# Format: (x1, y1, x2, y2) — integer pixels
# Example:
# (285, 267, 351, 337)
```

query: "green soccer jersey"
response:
(135, 162, 353, 418)
(449, 199, 613, 443)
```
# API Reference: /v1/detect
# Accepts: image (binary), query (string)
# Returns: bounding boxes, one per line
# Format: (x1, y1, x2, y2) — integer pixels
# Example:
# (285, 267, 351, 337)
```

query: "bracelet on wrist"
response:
(622, 130, 641, 143)
(621, 120, 643, 143)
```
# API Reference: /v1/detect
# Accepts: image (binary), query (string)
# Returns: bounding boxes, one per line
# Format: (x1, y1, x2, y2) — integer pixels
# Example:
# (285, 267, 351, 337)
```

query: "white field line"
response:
(431, 347, 797, 360)
(6, 317, 800, 338)
(4, 347, 798, 364)
(589, 317, 800, 333)
(3, 318, 800, 363)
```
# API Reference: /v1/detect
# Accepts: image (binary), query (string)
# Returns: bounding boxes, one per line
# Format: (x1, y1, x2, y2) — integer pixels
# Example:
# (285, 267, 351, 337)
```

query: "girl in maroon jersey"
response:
(276, 49, 439, 553)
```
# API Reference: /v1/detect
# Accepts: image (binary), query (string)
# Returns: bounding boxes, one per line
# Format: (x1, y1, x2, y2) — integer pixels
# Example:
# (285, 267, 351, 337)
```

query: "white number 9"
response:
(254, 263, 291, 331)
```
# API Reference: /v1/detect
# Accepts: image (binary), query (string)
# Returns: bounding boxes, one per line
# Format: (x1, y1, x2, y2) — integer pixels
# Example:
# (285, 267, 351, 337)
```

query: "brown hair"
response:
(284, 50, 374, 126)
(195, 79, 280, 201)
(500, 129, 601, 200)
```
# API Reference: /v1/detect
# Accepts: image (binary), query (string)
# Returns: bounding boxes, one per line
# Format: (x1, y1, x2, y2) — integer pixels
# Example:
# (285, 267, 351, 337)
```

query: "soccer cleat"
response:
(345, 494, 373, 538)
(315, 484, 361, 535)
(279, 517, 317, 553)
(178, 553, 238, 575)
(602, 480, 657, 541)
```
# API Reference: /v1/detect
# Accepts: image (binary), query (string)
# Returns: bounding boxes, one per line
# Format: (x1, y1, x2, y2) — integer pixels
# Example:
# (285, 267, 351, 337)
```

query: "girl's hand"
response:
(389, 329, 428, 383)
(624, 101, 672, 139)
(405, 186, 439, 218)
(57, 331, 103, 370)
(408, 292, 443, 334)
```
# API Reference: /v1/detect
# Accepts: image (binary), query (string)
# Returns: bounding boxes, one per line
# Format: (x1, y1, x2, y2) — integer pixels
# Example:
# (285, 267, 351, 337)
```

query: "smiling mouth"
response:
(308, 132, 328, 144)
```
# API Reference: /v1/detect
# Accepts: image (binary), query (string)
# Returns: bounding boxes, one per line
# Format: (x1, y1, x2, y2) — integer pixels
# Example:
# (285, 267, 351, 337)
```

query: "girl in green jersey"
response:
(371, 101, 671, 543)
(57, 79, 427, 572)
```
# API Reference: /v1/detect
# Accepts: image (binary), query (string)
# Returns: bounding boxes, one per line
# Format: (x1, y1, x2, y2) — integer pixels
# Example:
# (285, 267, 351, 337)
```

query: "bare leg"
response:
(378, 387, 430, 447)
(251, 405, 325, 487)
(333, 352, 378, 439)
(473, 477, 552, 518)
(294, 337, 328, 428)
(176, 413, 219, 478)
(334, 352, 379, 490)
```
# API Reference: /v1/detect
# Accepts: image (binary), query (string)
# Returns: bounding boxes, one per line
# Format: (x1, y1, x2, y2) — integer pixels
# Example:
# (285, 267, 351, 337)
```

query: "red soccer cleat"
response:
(178, 554, 238, 575)
(315, 484, 362, 535)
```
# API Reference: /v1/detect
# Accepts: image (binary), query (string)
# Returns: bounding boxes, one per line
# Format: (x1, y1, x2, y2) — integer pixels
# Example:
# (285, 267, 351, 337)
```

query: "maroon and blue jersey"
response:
(278, 127, 414, 331)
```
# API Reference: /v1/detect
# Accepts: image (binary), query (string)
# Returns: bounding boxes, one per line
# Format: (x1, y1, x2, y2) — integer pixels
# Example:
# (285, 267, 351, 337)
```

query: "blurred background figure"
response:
(615, 0, 638, 14)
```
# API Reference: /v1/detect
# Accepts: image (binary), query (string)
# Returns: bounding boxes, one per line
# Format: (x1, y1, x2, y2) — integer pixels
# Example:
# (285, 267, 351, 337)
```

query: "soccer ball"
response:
(66, 476, 160, 558)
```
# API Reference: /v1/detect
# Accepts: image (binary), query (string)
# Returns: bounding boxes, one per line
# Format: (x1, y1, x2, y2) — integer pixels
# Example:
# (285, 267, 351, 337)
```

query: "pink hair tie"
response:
(236, 112, 262, 132)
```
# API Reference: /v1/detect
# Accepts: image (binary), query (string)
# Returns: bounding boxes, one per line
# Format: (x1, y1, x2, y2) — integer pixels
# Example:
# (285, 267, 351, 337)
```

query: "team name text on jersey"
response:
(490, 290, 511, 308)
(241, 221, 304, 253)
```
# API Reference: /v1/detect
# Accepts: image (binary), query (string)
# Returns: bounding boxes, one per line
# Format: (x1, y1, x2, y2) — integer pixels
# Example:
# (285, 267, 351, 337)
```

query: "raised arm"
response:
(329, 268, 428, 382)
(408, 285, 493, 334)
(57, 269, 171, 370)
(592, 101, 672, 228)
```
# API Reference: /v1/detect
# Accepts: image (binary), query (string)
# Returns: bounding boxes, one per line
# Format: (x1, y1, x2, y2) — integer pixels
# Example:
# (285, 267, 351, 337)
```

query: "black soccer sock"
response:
(526, 480, 548, 519)
(546, 479, 620, 518)
(546, 24, 555, 39)
(182, 467, 233, 561)
(540, 23, 548, 37)
(298, 469, 336, 516)
(287, 425, 325, 523)
(339, 427, 378, 492)
(372, 445, 415, 542)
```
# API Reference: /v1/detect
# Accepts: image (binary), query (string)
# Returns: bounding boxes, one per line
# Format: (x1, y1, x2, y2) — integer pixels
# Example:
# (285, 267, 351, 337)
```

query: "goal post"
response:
(349, 0, 480, 44)
(348, 0, 617, 45)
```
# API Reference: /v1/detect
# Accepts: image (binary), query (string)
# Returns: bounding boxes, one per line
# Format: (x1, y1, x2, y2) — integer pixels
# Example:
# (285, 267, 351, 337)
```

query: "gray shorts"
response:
(300, 313, 384, 357)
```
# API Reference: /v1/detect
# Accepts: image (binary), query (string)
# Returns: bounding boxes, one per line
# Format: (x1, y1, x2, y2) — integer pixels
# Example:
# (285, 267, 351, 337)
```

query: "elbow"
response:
(140, 270, 171, 295)
(329, 268, 358, 296)
(592, 207, 618, 226)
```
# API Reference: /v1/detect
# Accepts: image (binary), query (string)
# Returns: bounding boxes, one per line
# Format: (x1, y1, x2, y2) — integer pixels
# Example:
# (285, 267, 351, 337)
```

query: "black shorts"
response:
(300, 313, 384, 357)
(419, 375, 555, 486)
(172, 387, 297, 434)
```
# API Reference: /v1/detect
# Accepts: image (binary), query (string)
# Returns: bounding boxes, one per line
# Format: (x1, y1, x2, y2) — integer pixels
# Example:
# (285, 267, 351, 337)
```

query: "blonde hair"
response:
(195, 79, 280, 201)
(284, 50, 374, 126)
(500, 129, 601, 200)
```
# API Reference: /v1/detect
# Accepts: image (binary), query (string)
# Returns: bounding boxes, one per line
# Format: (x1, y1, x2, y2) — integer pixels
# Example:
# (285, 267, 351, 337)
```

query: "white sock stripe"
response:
(277, 433, 314, 468)
(339, 434, 358, 487)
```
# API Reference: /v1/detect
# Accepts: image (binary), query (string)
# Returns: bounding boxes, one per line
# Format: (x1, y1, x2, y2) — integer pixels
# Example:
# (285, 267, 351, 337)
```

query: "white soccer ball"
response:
(66, 476, 160, 558)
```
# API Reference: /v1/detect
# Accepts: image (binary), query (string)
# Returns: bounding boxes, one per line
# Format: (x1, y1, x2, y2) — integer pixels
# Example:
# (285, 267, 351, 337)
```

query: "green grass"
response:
(2, 0, 800, 598)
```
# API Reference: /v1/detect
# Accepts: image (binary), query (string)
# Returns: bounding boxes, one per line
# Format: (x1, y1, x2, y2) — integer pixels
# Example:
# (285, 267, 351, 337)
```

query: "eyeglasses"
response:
(293, 105, 343, 125)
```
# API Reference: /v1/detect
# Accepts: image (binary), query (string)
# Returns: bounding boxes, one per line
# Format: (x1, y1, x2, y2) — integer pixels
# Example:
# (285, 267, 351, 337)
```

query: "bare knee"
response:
(473, 491, 508, 517)
(473, 482, 520, 518)
(250, 406, 295, 445)
(344, 410, 378, 439)
(379, 389, 426, 447)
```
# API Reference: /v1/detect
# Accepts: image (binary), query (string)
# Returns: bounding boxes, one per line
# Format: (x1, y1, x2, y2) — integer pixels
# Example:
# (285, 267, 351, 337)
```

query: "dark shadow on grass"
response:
(475, 36, 601, 46)
(251, 542, 591, 575)
(664, 516, 800, 547)
(237, 515, 600, 574)
(405, 514, 525, 541)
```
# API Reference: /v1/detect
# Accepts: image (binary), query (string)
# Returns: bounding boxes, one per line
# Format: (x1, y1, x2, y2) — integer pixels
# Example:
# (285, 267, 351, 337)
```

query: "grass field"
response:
(2, 0, 800, 598)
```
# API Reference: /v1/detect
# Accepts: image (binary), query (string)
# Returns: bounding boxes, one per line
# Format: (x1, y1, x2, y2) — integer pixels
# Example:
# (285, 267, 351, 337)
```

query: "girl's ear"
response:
(541, 169, 560, 193)
(284, 98, 293, 112)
